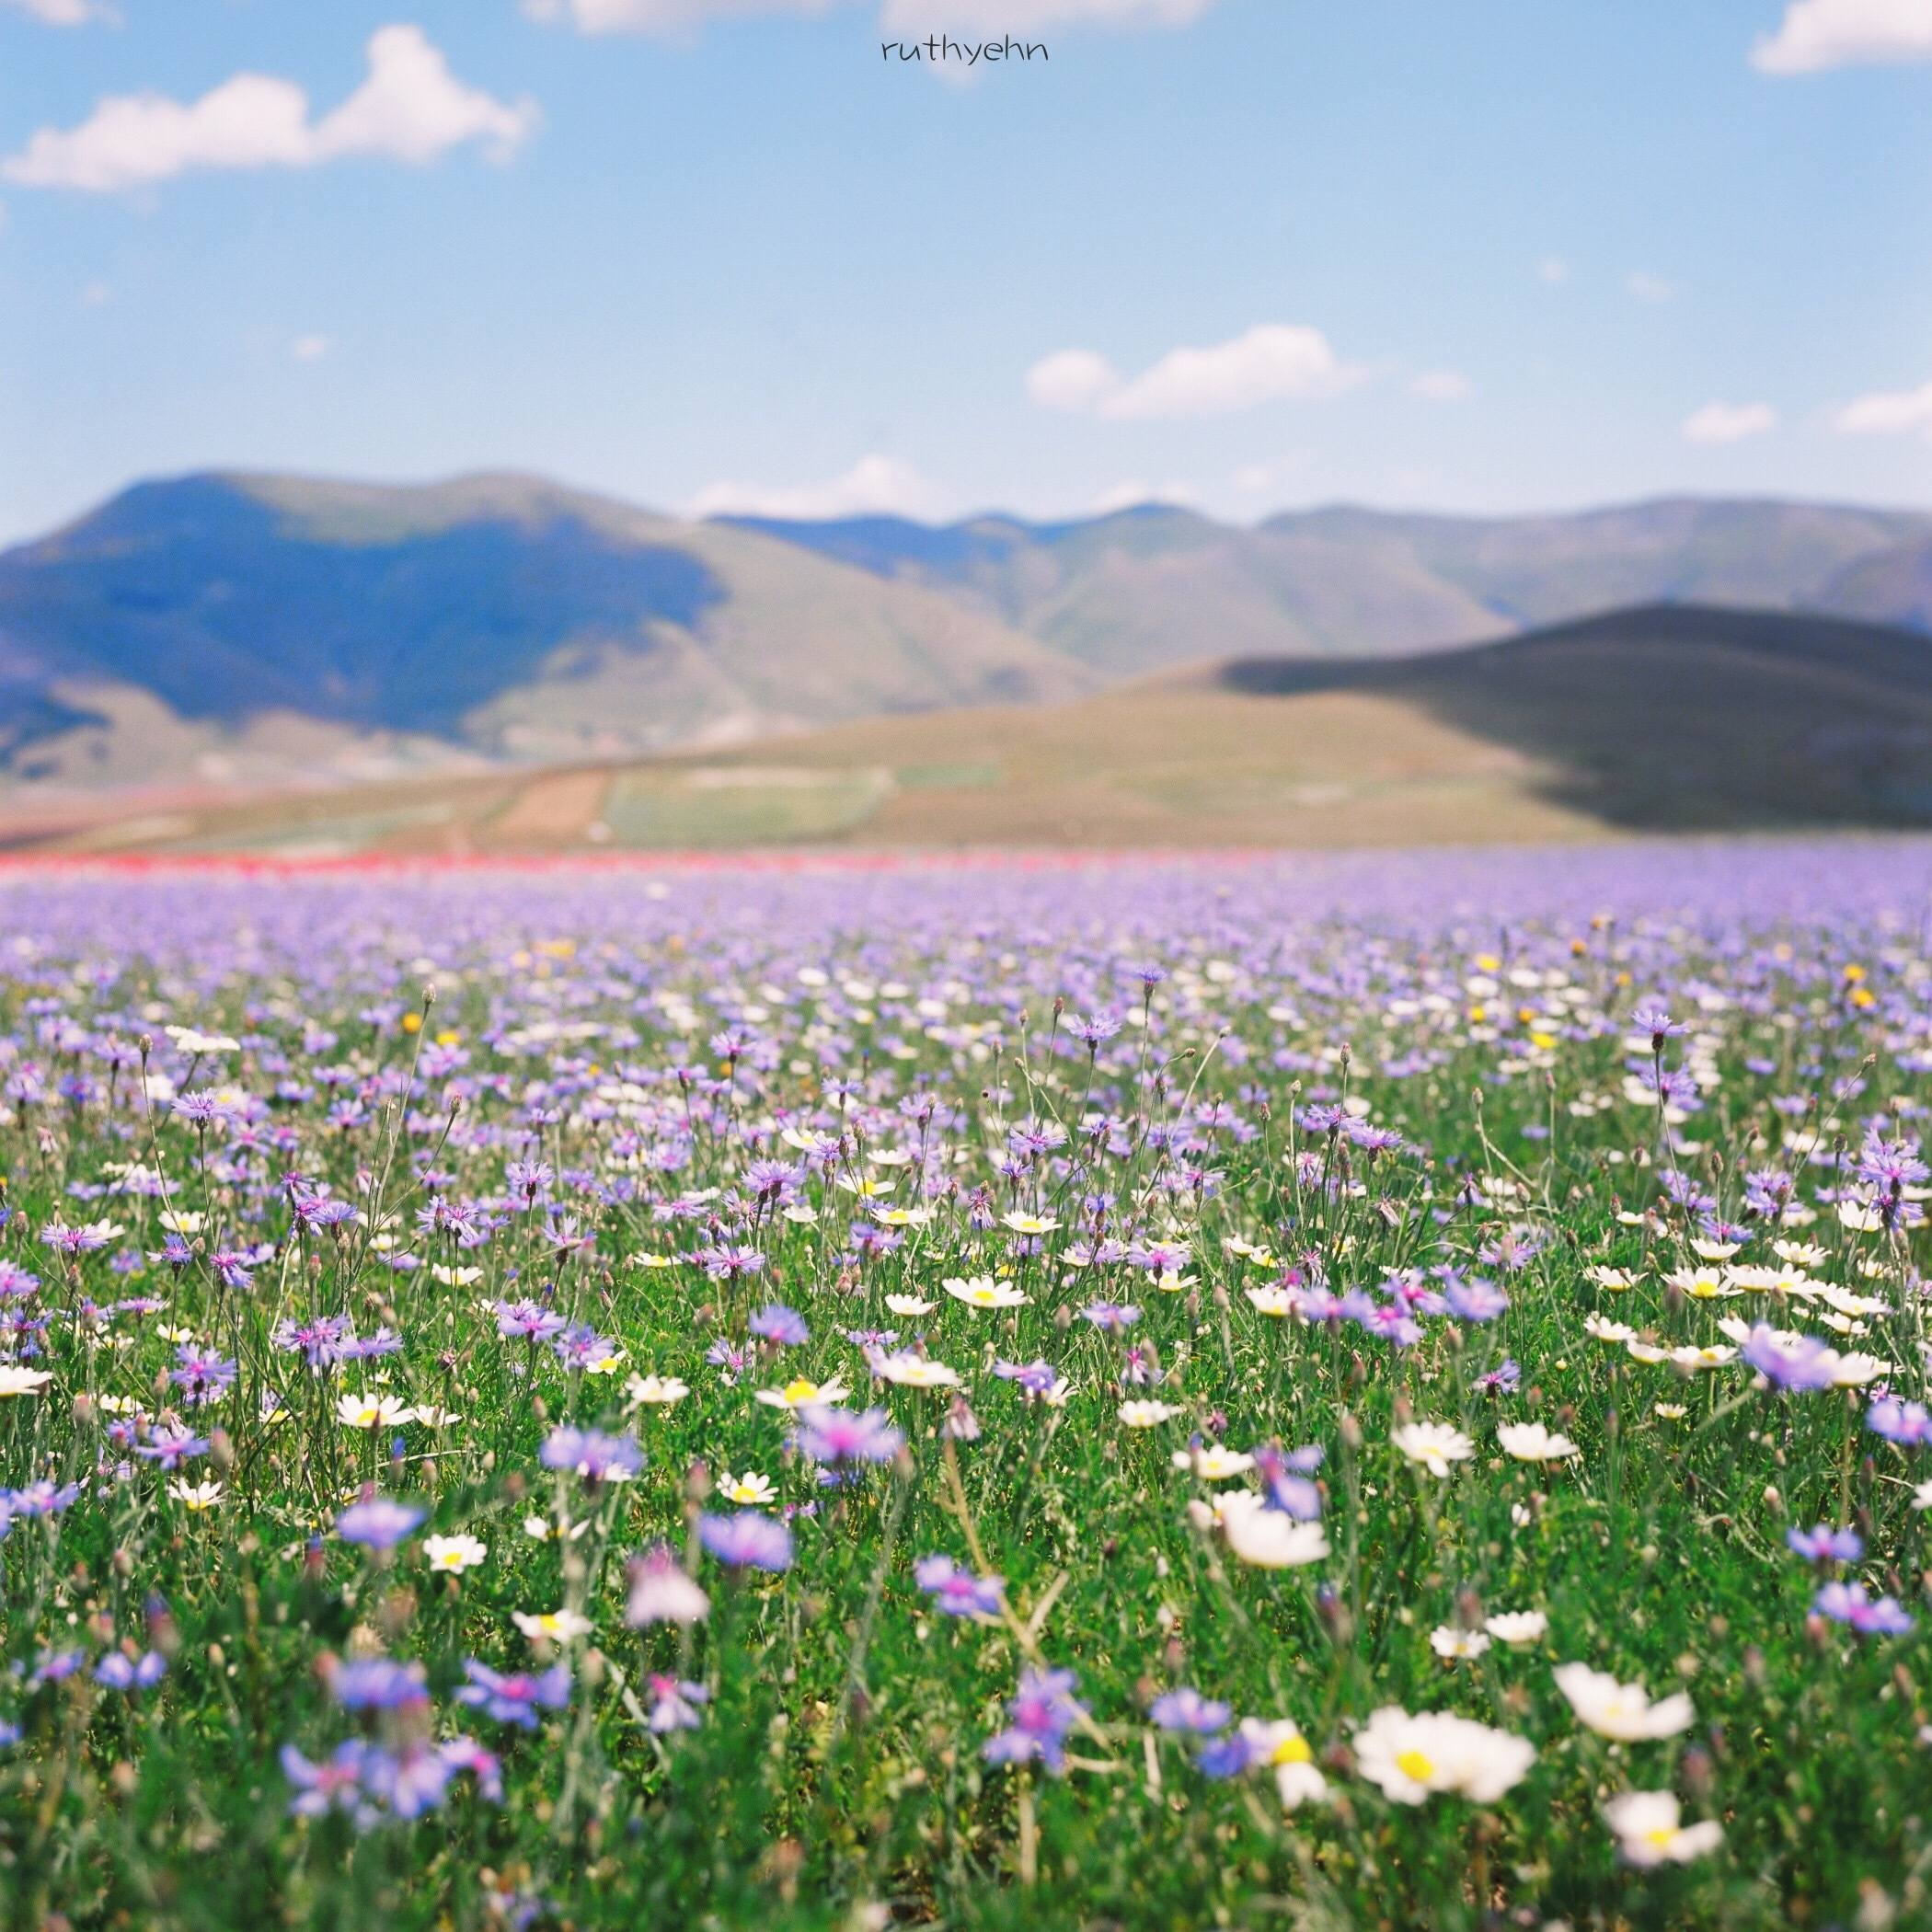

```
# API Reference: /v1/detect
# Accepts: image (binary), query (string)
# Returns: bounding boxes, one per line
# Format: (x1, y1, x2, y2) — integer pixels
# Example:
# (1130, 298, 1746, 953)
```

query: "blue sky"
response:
(1, 0, 1929, 543)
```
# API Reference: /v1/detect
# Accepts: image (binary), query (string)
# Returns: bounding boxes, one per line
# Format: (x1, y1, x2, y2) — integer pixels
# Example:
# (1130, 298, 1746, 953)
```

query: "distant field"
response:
(9, 602, 1932, 856)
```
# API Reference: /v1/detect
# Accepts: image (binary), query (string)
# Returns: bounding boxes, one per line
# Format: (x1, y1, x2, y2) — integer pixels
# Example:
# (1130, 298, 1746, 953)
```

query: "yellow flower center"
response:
(1395, 1749, 1435, 1782)
(1643, 1827, 1677, 1848)
(1271, 1736, 1312, 1765)
(781, 1378, 819, 1404)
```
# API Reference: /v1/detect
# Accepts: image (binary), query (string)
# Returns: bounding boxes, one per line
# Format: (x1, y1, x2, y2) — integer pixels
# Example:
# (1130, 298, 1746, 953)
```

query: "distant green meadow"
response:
(3, 849, 1931, 1931)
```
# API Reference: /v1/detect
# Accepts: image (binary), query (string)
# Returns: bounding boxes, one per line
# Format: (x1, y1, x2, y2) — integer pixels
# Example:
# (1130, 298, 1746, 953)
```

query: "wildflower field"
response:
(6, 843, 1932, 1931)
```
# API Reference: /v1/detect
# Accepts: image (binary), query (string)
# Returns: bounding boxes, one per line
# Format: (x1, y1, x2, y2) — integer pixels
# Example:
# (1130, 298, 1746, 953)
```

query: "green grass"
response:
(601, 769, 889, 845)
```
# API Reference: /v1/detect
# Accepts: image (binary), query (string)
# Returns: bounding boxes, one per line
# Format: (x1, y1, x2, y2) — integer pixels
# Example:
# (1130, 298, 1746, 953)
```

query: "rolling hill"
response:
(4, 472, 1932, 811)
(18, 603, 1932, 856)
(721, 495, 1932, 674)
(0, 472, 1088, 792)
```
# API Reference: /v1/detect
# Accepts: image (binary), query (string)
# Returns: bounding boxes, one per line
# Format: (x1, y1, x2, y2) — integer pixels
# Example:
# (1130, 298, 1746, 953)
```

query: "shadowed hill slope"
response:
(1202, 603, 1932, 827)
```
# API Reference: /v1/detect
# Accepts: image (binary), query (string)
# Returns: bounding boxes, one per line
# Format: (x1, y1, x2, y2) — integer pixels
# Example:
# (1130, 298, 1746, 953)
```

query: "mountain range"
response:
(3, 470, 1932, 803)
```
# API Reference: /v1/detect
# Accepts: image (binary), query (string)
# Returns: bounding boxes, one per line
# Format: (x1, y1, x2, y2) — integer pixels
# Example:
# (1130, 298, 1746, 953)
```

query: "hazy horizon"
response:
(16, 461, 1932, 552)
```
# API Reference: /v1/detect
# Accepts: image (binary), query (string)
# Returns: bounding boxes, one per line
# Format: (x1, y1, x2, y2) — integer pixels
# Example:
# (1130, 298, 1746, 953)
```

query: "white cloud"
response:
(881, 0, 1215, 27)
(524, 0, 832, 32)
(1627, 270, 1674, 304)
(1230, 454, 1310, 495)
(2, 27, 538, 192)
(1030, 323, 1361, 421)
(1682, 400, 1777, 443)
(1834, 378, 1932, 439)
(691, 454, 937, 520)
(291, 333, 332, 362)
(1536, 255, 1570, 283)
(527, 0, 1214, 31)
(1026, 347, 1119, 411)
(1091, 479, 1197, 513)
(1409, 368, 1473, 403)
(1107, 325, 1359, 419)
(2, 0, 111, 22)
(1753, 0, 1932, 73)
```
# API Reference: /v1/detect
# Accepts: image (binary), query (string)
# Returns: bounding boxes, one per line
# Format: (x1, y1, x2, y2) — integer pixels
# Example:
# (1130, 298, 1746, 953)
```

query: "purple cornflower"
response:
(707, 1339, 752, 1382)
(1814, 1581, 1915, 1636)
(696, 1244, 765, 1282)
(361, 1741, 457, 1821)
(504, 1160, 553, 1204)
(994, 1358, 1062, 1397)
(913, 1553, 1005, 1617)
(1631, 1006, 1685, 1046)
(455, 1660, 571, 1730)
(93, 1651, 167, 1692)
(135, 1424, 210, 1471)
(337, 1497, 426, 1551)
(209, 1250, 254, 1293)
(435, 1735, 503, 1806)
(1477, 1358, 1524, 1393)
(4, 1479, 81, 1520)
(1196, 1731, 1262, 1777)
(41, 1222, 112, 1257)
(1070, 1011, 1122, 1049)
(282, 1740, 370, 1819)
(1856, 1130, 1929, 1193)
(296, 1196, 360, 1234)
(646, 1674, 709, 1732)
(167, 1343, 238, 1407)
(493, 1299, 566, 1342)
(1656, 1164, 1712, 1213)
(273, 1314, 354, 1368)
(1251, 1442, 1324, 1520)
(1149, 1687, 1232, 1734)
(1446, 1277, 1509, 1322)
(697, 1510, 794, 1572)
(1081, 1301, 1141, 1333)
(793, 1403, 903, 1470)
(550, 1324, 620, 1372)
(328, 1657, 429, 1712)
(1741, 1325, 1836, 1394)
(744, 1159, 802, 1205)
(1787, 1524, 1863, 1565)
(1360, 1303, 1423, 1348)
(1868, 1398, 1932, 1446)
(749, 1303, 810, 1347)
(625, 1543, 710, 1627)
(1131, 1240, 1190, 1274)
(983, 1666, 1086, 1775)
(539, 1427, 643, 1486)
